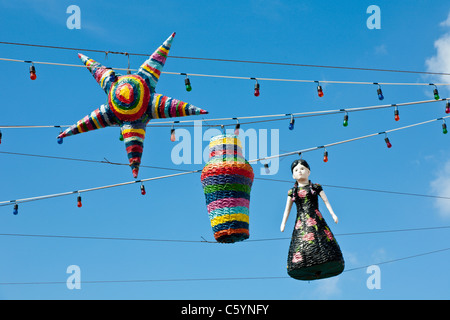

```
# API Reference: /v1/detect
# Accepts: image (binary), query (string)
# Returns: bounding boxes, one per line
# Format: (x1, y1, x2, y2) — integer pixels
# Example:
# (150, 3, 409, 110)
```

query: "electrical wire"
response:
(256, 177, 450, 200)
(1, 40, 450, 76)
(0, 151, 194, 172)
(0, 246, 448, 285)
(1, 114, 449, 208)
(0, 225, 447, 244)
(2, 150, 450, 201)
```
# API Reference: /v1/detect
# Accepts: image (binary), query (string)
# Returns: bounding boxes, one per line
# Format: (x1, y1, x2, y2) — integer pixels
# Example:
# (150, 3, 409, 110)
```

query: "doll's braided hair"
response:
(290, 159, 311, 201)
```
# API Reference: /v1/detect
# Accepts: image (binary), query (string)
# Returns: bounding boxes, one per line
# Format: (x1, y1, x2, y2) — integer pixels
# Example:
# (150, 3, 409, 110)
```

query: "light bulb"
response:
(434, 87, 440, 100)
(140, 184, 146, 195)
(317, 85, 324, 97)
(170, 128, 176, 142)
(29, 65, 36, 80)
(323, 150, 328, 163)
(385, 137, 392, 148)
(394, 108, 400, 121)
(254, 82, 260, 97)
(0, 130, 2, 144)
(264, 163, 270, 174)
(13, 204, 18, 215)
(343, 113, 348, 127)
(377, 87, 384, 100)
(185, 77, 192, 92)
(77, 195, 82, 208)
(289, 115, 295, 130)
(119, 131, 124, 141)
(445, 101, 450, 114)
(57, 137, 63, 144)
(443, 123, 448, 134)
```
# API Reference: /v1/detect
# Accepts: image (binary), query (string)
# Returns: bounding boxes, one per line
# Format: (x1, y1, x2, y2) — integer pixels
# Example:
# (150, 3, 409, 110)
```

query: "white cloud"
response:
(374, 44, 388, 55)
(440, 12, 450, 27)
(425, 12, 450, 94)
(430, 160, 450, 218)
(311, 276, 342, 299)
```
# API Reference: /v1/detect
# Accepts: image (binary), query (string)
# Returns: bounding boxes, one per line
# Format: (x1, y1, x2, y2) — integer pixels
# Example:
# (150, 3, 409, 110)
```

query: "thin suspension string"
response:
(2, 57, 450, 87)
(0, 151, 195, 172)
(0, 225, 448, 244)
(2, 150, 449, 201)
(0, 246, 448, 285)
(0, 98, 448, 129)
(1, 114, 449, 208)
(1, 40, 450, 76)
(255, 177, 450, 200)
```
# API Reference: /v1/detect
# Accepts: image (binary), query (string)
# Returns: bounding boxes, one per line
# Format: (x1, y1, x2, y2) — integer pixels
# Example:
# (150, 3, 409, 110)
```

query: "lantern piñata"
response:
(201, 134, 254, 243)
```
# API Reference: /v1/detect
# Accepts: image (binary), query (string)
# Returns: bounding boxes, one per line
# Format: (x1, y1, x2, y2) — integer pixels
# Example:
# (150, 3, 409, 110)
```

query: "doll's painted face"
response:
(292, 163, 310, 182)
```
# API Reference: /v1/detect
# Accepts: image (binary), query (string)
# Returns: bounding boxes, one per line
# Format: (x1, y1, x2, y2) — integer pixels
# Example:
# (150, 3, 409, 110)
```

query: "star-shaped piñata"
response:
(58, 33, 207, 178)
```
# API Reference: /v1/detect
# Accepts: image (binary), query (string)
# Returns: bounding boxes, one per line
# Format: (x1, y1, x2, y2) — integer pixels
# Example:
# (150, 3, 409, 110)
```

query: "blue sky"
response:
(0, 0, 449, 300)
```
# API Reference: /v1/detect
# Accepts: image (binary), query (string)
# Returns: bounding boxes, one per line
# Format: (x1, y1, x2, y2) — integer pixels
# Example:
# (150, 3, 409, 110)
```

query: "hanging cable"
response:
(1, 98, 448, 129)
(3, 40, 450, 76)
(0, 246, 448, 285)
(2, 114, 450, 209)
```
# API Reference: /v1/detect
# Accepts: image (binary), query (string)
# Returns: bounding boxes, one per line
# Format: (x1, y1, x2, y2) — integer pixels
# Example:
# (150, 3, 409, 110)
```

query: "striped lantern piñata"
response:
(201, 134, 254, 243)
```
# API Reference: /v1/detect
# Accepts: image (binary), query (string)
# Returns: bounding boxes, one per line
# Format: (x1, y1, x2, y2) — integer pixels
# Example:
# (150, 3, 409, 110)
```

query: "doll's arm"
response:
(319, 190, 338, 224)
(280, 196, 293, 232)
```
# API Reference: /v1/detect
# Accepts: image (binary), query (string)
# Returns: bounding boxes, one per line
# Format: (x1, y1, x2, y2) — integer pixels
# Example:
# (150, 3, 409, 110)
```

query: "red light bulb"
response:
(323, 150, 328, 162)
(317, 85, 324, 97)
(446, 101, 450, 114)
(140, 184, 146, 195)
(77, 195, 82, 207)
(385, 137, 392, 148)
(394, 109, 400, 121)
(29, 65, 36, 80)
(170, 128, 176, 142)
(254, 83, 260, 97)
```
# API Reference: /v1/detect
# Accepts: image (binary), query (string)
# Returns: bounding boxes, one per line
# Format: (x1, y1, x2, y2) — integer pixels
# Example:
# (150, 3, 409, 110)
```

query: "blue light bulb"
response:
(377, 88, 384, 100)
(289, 115, 295, 130)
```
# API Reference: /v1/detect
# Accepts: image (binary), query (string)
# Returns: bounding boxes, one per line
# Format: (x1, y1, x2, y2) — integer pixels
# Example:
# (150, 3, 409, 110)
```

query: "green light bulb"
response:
(434, 88, 440, 100)
(343, 114, 348, 127)
(185, 78, 192, 92)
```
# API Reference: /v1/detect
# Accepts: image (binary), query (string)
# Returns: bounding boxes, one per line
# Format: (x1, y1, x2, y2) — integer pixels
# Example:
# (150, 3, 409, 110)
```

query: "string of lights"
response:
(1, 114, 448, 213)
(1, 56, 450, 100)
(0, 98, 449, 133)
(253, 114, 450, 165)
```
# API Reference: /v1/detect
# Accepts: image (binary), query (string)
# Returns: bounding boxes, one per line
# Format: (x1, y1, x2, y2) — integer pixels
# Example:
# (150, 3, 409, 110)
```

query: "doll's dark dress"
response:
(286, 182, 344, 280)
